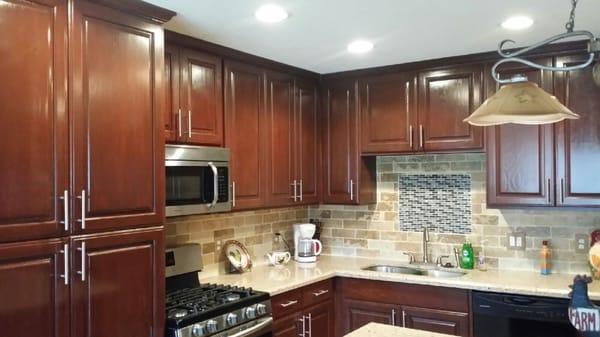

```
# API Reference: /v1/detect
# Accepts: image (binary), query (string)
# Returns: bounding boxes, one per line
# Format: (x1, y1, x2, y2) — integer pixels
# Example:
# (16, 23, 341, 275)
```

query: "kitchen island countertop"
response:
(344, 323, 454, 337)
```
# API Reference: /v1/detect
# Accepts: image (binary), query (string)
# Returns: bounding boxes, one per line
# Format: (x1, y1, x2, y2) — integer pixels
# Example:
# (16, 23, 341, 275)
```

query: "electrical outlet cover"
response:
(576, 233, 589, 253)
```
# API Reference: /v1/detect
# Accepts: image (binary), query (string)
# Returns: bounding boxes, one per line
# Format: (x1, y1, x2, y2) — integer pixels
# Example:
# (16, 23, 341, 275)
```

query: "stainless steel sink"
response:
(421, 269, 466, 278)
(361, 265, 422, 275)
(361, 264, 466, 278)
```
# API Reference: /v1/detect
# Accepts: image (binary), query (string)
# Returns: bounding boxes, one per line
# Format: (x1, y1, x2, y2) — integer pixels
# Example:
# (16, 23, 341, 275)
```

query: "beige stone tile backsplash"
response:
(166, 153, 599, 275)
(165, 207, 308, 274)
(309, 153, 600, 274)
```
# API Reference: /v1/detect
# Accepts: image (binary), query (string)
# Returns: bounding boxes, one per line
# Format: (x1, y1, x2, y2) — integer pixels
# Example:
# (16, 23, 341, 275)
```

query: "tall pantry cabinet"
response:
(0, 1, 175, 337)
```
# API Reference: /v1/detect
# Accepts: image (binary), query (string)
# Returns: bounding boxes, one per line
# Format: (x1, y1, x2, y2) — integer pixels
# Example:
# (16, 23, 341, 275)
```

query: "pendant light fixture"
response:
(464, 0, 600, 126)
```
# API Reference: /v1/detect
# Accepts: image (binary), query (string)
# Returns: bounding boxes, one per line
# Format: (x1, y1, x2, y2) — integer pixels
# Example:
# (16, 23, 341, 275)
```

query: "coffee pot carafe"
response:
(293, 223, 322, 263)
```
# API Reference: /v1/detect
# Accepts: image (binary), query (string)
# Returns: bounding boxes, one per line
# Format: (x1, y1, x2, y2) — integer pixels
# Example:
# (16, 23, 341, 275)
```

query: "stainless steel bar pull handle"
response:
(188, 110, 192, 138)
(299, 179, 303, 201)
(291, 180, 298, 201)
(409, 126, 414, 149)
(298, 315, 305, 337)
(177, 108, 182, 138)
(59, 190, 69, 231)
(77, 242, 86, 282)
(312, 289, 328, 297)
(208, 162, 219, 208)
(76, 190, 86, 229)
(349, 179, 354, 201)
(307, 313, 312, 337)
(561, 178, 566, 203)
(391, 309, 396, 326)
(281, 300, 298, 307)
(419, 125, 424, 149)
(547, 179, 552, 203)
(60, 244, 69, 285)
(232, 181, 236, 208)
(402, 310, 407, 327)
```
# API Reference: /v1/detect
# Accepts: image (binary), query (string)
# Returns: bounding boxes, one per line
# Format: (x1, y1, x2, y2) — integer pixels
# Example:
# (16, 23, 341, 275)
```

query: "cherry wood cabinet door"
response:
(273, 311, 303, 337)
(402, 306, 470, 337)
(341, 298, 400, 333)
(360, 72, 417, 154)
(265, 71, 296, 206)
(322, 81, 358, 204)
(554, 54, 600, 206)
(295, 79, 321, 205)
(486, 59, 555, 206)
(305, 300, 335, 337)
(0, 239, 69, 337)
(70, 1, 165, 234)
(417, 65, 484, 152)
(164, 44, 181, 142)
(224, 60, 266, 210)
(0, 0, 68, 243)
(180, 48, 224, 146)
(71, 227, 164, 337)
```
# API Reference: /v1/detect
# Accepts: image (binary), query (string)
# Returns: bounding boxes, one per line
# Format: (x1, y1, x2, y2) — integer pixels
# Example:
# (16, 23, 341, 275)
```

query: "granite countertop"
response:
(344, 323, 453, 337)
(200, 255, 600, 300)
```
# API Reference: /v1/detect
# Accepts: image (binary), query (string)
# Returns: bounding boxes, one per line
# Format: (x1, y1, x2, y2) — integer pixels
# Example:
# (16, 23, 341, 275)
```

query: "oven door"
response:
(165, 160, 230, 217)
(221, 317, 273, 337)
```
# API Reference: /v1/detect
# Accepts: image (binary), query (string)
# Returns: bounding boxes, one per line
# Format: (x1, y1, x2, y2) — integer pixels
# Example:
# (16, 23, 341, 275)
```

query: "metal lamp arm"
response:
(497, 30, 596, 58)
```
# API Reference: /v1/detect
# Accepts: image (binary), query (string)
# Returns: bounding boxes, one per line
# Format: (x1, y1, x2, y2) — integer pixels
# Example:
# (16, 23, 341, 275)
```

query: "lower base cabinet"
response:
(273, 279, 334, 337)
(338, 278, 471, 337)
(0, 227, 164, 337)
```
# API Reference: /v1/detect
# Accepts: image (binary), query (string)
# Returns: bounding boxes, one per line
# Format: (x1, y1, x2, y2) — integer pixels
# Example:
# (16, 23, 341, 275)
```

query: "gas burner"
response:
(224, 293, 241, 302)
(168, 308, 189, 319)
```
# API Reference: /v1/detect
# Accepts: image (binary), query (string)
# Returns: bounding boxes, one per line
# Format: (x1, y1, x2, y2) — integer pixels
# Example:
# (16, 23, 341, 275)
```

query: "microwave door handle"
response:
(208, 162, 219, 208)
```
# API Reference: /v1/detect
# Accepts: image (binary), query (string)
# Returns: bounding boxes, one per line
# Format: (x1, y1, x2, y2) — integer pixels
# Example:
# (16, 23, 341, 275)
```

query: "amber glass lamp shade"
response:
(464, 81, 579, 126)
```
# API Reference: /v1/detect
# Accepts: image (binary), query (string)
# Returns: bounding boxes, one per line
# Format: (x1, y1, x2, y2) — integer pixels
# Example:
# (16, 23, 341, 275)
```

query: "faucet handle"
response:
(402, 252, 415, 264)
(436, 255, 452, 268)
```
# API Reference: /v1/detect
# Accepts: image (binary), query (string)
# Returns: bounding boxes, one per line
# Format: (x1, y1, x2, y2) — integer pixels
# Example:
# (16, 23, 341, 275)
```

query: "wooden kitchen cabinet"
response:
(71, 227, 165, 337)
(295, 79, 321, 205)
(0, 0, 69, 243)
(273, 279, 334, 337)
(486, 59, 556, 207)
(0, 238, 69, 337)
(402, 306, 470, 337)
(554, 54, 600, 206)
(265, 71, 297, 206)
(338, 278, 470, 337)
(225, 60, 267, 210)
(322, 80, 376, 205)
(70, 0, 166, 233)
(360, 72, 417, 154)
(164, 44, 224, 145)
(417, 65, 484, 152)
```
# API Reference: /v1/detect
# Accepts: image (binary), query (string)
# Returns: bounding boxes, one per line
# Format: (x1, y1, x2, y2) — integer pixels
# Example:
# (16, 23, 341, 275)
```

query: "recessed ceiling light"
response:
(255, 4, 288, 23)
(347, 40, 373, 54)
(501, 16, 534, 30)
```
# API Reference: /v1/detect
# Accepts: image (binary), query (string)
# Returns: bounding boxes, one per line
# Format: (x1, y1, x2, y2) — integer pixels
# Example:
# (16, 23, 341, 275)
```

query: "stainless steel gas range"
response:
(165, 245, 272, 337)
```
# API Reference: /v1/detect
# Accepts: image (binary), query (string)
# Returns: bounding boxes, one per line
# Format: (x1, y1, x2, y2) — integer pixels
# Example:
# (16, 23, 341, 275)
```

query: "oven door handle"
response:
(208, 162, 219, 208)
(228, 316, 273, 337)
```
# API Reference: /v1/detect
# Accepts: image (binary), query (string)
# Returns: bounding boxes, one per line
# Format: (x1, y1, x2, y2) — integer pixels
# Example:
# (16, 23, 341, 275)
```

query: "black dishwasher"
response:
(473, 291, 579, 337)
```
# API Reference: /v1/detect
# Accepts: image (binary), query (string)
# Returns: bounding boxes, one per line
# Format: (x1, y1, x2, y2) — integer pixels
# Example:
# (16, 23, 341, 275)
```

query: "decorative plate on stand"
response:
(223, 240, 253, 273)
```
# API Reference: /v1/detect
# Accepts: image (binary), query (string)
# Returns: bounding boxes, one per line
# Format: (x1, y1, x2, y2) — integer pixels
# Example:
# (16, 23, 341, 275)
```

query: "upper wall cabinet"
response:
(224, 60, 267, 210)
(0, 0, 69, 243)
(360, 73, 417, 154)
(322, 80, 376, 205)
(70, 0, 165, 233)
(554, 54, 600, 206)
(295, 79, 321, 205)
(165, 44, 224, 146)
(417, 65, 484, 152)
(486, 58, 555, 207)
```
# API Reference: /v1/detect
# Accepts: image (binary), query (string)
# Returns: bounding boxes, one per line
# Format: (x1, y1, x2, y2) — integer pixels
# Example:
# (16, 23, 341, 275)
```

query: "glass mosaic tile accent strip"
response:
(398, 174, 471, 234)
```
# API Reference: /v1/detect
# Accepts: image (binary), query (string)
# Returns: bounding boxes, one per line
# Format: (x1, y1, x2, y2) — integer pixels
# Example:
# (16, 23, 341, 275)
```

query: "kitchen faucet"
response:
(422, 225, 430, 264)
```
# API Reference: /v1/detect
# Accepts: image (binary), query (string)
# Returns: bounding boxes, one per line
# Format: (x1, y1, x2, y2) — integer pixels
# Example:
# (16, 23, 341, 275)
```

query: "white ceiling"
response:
(145, 0, 600, 74)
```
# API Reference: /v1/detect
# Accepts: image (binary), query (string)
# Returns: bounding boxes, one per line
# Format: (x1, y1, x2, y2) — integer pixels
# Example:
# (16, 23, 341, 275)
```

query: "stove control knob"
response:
(256, 303, 267, 315)
(245, 306, 257, 319)
(206, 320, 218, 333)
(191, 324, 206, 337)
(226, 313, 239, 326)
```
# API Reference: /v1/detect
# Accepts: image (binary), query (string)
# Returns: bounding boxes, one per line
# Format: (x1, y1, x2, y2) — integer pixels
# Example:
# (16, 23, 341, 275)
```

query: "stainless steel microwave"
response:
(165, 145, 231, 217)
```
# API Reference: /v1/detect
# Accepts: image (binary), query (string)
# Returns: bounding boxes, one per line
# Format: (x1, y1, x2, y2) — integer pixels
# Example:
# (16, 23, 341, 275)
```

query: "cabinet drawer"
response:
(302, 279, 333, 307)
(272, 289, 303, 318)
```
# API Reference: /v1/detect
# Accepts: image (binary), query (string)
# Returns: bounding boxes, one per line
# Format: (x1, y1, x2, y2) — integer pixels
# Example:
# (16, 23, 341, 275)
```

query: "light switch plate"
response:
(575, 233, 589, 253)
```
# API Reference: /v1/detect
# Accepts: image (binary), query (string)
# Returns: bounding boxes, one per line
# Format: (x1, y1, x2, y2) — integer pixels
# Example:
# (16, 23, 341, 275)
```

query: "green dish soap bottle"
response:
(461, 242, 475, 270)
